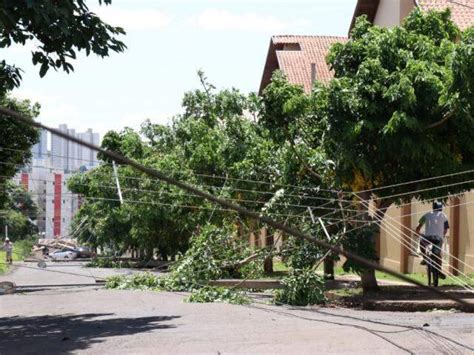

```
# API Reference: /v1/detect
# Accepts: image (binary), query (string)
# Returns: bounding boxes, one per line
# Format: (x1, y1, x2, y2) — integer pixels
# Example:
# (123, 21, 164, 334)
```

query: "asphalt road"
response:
(1, 262, 473, 354)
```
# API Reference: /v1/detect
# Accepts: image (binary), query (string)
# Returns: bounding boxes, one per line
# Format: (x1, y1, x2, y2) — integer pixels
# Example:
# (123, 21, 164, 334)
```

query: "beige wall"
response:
(459, 192, 474, 273)
(400, 0, 416, 22)
(379, 205, 402, 270)
(374, 0, 416, 27)
(378, 191, 474, 275)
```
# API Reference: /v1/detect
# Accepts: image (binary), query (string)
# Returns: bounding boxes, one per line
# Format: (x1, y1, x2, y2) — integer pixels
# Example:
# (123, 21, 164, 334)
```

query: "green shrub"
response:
(274, 268, 326, 306)
(280, 236, 324, 269)
(105, 272, 160, 290)
(87, 258, 132, 269)
(186, 286, 250, 304)
(160, 224, 260, 291)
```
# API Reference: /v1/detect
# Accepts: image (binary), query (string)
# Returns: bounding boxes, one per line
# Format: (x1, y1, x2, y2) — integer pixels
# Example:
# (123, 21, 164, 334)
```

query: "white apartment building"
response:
(15, 167, 81, 239)
(15, 125, 100, 239)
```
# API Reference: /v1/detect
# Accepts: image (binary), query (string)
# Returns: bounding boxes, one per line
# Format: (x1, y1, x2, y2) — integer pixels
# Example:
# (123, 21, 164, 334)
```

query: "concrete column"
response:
(259, 227, 267, 248)
(449, 197, 460, 276)
(400, 202, 412, 273)
(249, 233, 256, 248)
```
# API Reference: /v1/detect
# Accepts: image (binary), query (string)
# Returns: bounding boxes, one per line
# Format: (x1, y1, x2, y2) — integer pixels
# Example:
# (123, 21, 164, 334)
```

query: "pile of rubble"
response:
(32, 238, 78, 257)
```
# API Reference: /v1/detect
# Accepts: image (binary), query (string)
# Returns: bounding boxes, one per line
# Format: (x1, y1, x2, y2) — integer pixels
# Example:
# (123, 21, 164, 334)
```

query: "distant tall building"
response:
(78, 128, 100, 168)
(31, 129, 48, 159)
(50, 124, 100, 171)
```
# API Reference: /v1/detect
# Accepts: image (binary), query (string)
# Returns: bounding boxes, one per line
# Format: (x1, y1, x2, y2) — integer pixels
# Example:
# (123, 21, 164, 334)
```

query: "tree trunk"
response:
(263, 229, 273, 274)
(359, 196, 392, 293)
(264, 257, 273, 274)
(323, 258, 335, 280)
(361, 269, 378, 293)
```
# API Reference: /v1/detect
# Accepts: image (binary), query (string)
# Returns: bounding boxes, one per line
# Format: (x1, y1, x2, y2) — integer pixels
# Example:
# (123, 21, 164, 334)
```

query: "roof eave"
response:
(348, 0, 381, 36)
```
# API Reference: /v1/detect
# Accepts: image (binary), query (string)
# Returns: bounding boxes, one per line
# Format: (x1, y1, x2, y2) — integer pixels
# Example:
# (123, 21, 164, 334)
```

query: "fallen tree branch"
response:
(287, 134, 321, 181)
(426, 111, 454, 129)
(222, 251, 264, 270)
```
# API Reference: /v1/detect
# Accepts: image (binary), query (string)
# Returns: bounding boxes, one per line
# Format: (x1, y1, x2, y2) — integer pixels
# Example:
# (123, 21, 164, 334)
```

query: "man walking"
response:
(3, 238, 13, 265)
(415, 201, 449, 279)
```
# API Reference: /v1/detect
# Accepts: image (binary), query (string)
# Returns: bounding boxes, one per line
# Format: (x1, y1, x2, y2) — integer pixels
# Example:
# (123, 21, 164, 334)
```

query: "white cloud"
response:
(12, 89, 83, 129)
(187, 9, 309, 32)
(93, 7, 173, 31)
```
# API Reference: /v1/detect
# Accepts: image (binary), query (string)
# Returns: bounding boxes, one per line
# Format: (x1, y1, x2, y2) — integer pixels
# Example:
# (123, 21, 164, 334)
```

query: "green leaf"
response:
(39, 62, 49, 78)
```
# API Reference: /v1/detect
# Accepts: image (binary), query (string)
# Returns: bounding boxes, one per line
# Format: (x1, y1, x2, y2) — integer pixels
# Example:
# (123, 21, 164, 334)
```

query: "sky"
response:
(3, 0, 357, 135)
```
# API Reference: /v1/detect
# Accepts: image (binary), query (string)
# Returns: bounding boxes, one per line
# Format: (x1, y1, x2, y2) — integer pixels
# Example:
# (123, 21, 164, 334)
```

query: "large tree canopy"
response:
(323, 9, 474, 203)
(68, 75, 291, 258)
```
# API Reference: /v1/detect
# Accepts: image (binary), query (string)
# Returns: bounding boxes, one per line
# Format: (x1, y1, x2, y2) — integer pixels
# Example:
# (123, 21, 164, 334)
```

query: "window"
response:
(275, 43, 301, 51)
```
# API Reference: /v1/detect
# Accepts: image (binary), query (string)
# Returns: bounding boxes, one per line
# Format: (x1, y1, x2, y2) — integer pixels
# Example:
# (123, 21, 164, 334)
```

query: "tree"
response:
(323, 9, 473, 202)
(0, 0, 125, 205)
(0, 0, 126, 208)
(69, 74, 285, 260)
(0, 181, 38, 241)
(0, 0, 126, 91)
(0, 96, 39, 207)
(261, 9, 474, 291)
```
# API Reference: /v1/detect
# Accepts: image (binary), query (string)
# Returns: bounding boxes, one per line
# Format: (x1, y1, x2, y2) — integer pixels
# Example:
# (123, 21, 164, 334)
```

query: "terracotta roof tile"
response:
(418, 0, 474, 31)
(259, 35, 346, 94)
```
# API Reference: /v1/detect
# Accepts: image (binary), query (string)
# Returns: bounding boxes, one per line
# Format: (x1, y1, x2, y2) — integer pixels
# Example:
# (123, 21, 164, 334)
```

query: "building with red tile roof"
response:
(259, 35, 346, 94)
(349, 0, 474, 34)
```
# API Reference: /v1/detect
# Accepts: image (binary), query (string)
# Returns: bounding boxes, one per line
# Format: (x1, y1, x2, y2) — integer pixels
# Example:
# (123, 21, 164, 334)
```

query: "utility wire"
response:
(373, 217, 473, 291)
(0, 177, 360, 212)
(348, 191, 474, 273)
(6, 145, 474, 196)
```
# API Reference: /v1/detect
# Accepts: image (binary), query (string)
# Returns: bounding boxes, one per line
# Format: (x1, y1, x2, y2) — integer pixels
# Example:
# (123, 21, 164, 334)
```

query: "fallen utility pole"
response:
(1, 105, 471, 309)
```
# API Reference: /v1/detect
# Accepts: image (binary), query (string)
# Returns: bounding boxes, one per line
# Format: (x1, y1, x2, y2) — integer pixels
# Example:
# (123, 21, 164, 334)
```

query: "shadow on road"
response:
(0, 313, 179, 354)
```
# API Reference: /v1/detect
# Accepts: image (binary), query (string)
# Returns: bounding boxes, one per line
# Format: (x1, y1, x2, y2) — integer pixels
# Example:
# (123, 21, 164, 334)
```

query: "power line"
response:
(0, 175, 358, 212)
(447, 0, 474, 11)
(1, 148, 345, 194)
(373, 217, 473, 291)
(3, 145, 474, 196)
(8, 191, 372, 224)
(0, 146, 100, 166)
